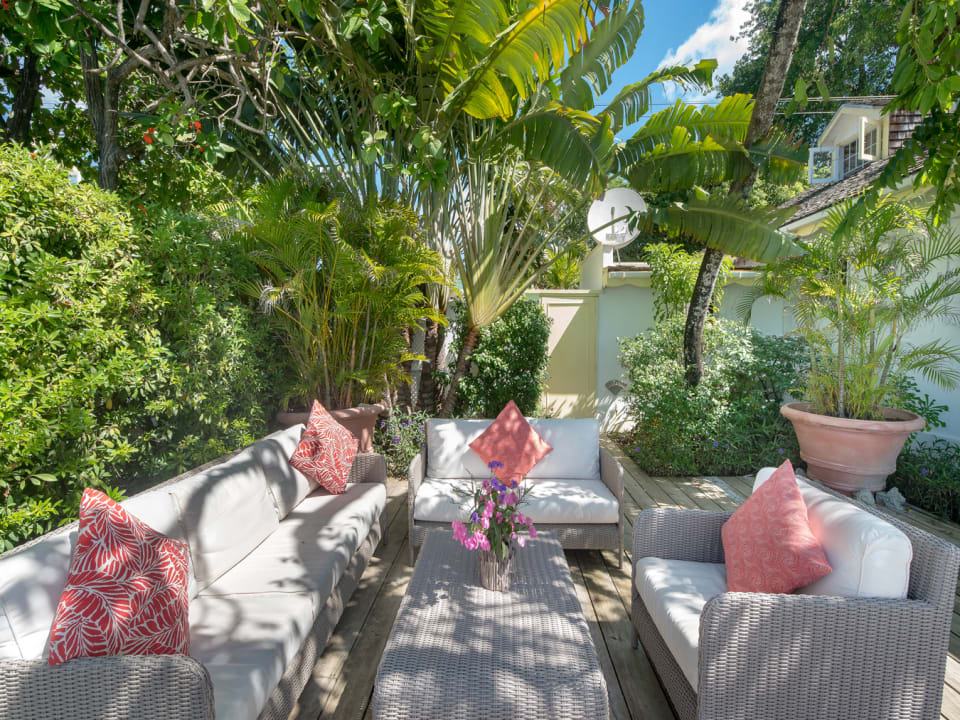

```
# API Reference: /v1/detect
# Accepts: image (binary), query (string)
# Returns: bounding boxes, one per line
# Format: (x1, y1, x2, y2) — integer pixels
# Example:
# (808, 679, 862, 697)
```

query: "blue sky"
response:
(599, 0, 752, 137)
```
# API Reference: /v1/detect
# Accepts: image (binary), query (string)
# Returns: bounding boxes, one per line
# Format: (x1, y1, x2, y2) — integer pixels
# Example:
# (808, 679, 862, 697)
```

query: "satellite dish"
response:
(587, 187, 647, 249)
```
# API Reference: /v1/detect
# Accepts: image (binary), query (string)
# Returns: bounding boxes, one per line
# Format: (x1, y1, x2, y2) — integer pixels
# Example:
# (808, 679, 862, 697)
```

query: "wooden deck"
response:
(289, 440, 960, 720)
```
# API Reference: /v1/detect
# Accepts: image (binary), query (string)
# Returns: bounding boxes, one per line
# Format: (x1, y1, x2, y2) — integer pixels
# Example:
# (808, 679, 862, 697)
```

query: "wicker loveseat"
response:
(0, 426, 387, 720)
(408, 417, 624, 566)
(631, 470, 960, 720)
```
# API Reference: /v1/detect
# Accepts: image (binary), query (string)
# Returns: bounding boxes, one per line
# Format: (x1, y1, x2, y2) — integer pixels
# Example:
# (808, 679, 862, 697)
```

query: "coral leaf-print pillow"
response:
(288, 400, 359, 495)
(47, 488, 190, 665)
(722, 460, 832, 594)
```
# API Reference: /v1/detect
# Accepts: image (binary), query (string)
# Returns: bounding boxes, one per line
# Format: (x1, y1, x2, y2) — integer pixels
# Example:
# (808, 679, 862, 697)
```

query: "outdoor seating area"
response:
(5, 0, 960, 718)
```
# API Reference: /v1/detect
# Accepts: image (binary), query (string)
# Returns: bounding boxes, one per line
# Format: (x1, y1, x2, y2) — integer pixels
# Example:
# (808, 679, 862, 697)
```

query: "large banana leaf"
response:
(558, 0, 645, 111)
(747, 128, 808, 184)
(442, 0, 590, 119)
(489, 104, 615, 193)
(624, 132, 756, 192)
(611, 94, 753, 174)
(639, 194, 802, 262)
(602, 60, 717, 130)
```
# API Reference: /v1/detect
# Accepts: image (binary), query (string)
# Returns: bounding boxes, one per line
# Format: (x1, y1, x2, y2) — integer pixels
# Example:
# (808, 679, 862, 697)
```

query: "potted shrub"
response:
(237, 177, 447, 451)
(744, 196, 960, 494)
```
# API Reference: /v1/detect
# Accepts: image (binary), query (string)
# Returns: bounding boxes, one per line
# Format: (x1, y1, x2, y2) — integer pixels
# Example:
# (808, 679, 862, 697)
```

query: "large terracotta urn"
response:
(780, 402, 925, 494)
(276, 403, 386, 453)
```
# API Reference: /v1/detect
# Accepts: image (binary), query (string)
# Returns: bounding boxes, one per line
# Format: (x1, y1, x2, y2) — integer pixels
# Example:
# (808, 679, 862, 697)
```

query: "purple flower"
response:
(922, 468, 929, 475)
(509, 479, 518, 488)
(635, 447, 642, 453)
(777, 448, 784, 455)
(712, 441, 719, 447)
(471, 511, 479, 524)
(487, 460, 504, 470)
(724, 443, 729, 449)
(392, 436, 400, 443)
(419, 425, 425, 431)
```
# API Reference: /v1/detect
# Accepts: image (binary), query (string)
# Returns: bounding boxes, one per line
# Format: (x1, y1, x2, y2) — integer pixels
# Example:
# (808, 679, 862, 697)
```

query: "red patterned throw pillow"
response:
(289, 400, 359, 495)
(47, 488, 190, 666)
(469, 400, 552, 484)
(721, 459, 832, 594)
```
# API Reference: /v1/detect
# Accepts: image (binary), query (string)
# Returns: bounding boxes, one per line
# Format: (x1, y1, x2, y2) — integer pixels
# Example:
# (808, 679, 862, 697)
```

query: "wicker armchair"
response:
(631, 497, 960, 720)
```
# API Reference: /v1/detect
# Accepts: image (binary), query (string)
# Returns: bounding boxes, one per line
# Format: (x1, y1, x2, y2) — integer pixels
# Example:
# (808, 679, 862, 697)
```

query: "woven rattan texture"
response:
(373, 531, 610, 720)
(630, 482, 960, 720)
(407, 446, 624, 566)
(0, 654, 215, 720)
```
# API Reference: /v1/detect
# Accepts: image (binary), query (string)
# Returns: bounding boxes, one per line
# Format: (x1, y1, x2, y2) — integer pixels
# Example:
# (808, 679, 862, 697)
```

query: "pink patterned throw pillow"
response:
(721, 460, 832, 594)
(47, 489, 190, 666)
(289, 400, 359, 495)
(469, 400, 552, 484)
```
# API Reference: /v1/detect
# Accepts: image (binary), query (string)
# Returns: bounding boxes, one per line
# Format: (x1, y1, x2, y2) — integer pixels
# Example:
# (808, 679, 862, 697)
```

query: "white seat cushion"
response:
(634, 557, 728, 690)
(754, 468, 912, 599)
(413, 477, 618, 524)
(200, 483, 386, 604)
(251, 424, 316, 519)
(189, 591, 315, 720)
(168, 447, 280, 592)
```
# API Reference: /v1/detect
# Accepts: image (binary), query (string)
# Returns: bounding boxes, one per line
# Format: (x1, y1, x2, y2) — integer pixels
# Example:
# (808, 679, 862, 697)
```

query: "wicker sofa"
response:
(631, 469, 960, 720)
(408, 417, 624, 566)
(0, 425, 387, 720)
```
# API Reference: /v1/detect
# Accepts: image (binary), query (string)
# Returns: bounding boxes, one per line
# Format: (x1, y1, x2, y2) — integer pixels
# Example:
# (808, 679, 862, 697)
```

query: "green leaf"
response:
(637, 194, 803, 262)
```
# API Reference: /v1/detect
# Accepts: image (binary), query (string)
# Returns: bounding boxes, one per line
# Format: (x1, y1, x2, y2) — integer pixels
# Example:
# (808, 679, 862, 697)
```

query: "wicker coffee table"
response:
(373, 531, 609, 720)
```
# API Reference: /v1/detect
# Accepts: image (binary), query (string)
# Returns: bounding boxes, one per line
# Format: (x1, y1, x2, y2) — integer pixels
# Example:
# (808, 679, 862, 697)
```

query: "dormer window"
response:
(841, 138, 864, 176)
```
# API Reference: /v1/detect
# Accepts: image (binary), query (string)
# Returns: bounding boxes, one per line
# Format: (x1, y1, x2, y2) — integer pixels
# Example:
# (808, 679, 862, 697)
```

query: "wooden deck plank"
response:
(290, 480, 409, 719)
(569, 552, 633, 720)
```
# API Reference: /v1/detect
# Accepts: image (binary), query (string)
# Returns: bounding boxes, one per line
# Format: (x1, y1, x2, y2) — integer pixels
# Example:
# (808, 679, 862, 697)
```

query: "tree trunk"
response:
(438, 326, 480, 418)
(418, 318, 440, 414)
(682, 0, 809, 387)
(396, 326, 413, 412)
(5, 51, 41, 145)
(80, 39, 125, 191)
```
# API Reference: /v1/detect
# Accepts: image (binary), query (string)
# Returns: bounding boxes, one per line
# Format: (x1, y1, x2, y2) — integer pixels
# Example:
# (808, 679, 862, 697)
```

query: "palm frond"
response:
(602, 60, 717, 130)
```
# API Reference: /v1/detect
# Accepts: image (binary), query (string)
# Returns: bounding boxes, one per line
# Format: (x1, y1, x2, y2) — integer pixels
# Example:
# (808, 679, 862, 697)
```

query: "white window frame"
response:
(808, 146, 839, 184)
(859, 117, 880, 162)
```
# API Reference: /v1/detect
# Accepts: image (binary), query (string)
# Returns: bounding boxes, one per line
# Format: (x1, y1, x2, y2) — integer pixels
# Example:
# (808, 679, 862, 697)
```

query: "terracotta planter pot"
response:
(276, 403, 386, 453)
(780, 401, 925, 494)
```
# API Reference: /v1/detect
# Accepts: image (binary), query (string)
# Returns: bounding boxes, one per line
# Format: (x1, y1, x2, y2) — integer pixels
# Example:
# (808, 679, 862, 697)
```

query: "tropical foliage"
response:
(646, 243, 732, 323)
(0, 146, 285, 548)
(236, 176, 448, 410)
(741, 196, 960, 420)
(618, 317, 805, 476)
(447, 298, 551, 419)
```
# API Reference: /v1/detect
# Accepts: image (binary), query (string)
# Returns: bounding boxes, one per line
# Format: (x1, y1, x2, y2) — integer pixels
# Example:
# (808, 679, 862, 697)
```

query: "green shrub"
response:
(645, 243, 731, 322)
(0, 146, 286, 547)
(893, 438, 960, 522)
(374, 410, 429, 476)
(449, 298, 551, 418)
(618, 317, 806, 475)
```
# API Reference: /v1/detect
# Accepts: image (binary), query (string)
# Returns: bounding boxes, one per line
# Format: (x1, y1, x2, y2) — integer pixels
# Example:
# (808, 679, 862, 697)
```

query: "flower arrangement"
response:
(451, 461, 537, 562)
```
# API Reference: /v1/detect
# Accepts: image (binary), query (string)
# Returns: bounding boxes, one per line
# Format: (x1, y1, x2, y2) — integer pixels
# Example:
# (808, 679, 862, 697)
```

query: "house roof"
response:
(779, 159, 891, 224)
(780, 108, 925, 226)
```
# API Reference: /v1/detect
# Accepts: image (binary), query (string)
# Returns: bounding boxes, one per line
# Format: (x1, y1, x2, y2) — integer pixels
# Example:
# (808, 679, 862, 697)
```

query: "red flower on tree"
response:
(143, 133, 153, 144)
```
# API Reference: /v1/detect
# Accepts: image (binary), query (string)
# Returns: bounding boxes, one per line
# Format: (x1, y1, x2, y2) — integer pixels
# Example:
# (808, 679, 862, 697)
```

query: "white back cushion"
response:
(0, 487, 196, 660)
(169, 447, 280, 592)
(122, 488, 199, 599)
(426, 417, 600, 480)
(527, 418, 600, 479)
(753, 468, 912, 599)
(251, 424, 316, 518)
(426, 419, 493, 479)
(0, 530, 76, 659)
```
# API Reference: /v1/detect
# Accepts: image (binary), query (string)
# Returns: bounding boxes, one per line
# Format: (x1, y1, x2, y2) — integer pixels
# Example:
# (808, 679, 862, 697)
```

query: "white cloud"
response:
(658, 0, 750, 104)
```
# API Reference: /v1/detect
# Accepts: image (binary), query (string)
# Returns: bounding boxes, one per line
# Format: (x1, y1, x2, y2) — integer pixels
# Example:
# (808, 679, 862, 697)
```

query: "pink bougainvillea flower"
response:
(517, 536, 526, 548)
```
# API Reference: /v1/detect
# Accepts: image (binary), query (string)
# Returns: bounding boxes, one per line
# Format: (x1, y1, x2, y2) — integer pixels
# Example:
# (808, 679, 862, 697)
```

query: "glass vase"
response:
(478, 546, 513, 592)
